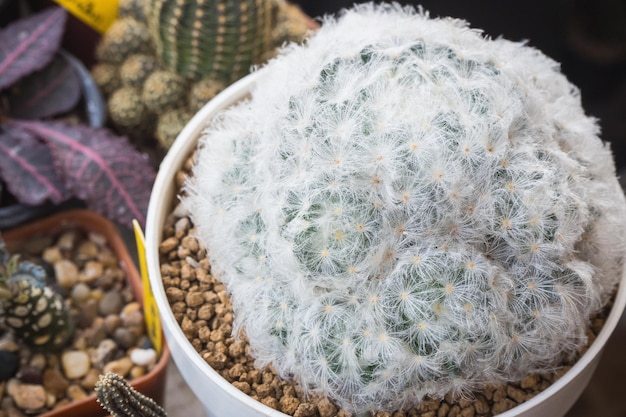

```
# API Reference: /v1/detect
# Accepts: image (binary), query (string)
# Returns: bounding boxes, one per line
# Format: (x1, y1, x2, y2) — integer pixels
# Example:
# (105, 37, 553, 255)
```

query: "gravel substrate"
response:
(0, 225, 159, 416)
(157, 155, 612, 417)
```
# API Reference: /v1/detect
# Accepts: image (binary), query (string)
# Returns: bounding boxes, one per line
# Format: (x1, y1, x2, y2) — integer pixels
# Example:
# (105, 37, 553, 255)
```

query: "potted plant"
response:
(89, 0, 315, 152)
(145, 3, 626, 417)
(0, 5, 155, 230)
(1, 209, 170, 417)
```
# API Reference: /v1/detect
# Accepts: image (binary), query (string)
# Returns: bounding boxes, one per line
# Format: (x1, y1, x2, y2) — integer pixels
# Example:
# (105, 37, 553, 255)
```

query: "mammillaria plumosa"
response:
(183, 3, 626, 413)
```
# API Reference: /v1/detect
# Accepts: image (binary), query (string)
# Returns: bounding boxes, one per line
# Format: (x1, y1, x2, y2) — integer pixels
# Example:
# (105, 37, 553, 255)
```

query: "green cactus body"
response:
(184, 4, 626, 413)
(0, 247, 72, 351)
(146, 0, 274, 82)
(96, 372, 168, 417)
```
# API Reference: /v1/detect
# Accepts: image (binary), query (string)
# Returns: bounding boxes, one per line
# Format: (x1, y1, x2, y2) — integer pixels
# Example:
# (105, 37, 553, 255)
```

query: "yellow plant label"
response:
(132, 220, 163, 356)
(54, 0, 119, 34)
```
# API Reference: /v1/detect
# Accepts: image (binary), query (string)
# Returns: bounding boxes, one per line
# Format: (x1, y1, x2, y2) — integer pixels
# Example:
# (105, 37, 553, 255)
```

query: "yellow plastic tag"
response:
(54, 0, 119, 34)
(132, 220, 163, 356)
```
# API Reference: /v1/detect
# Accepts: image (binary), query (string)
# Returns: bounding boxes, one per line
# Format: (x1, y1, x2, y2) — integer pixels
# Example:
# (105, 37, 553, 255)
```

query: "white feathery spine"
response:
(184, 2, 626, 413)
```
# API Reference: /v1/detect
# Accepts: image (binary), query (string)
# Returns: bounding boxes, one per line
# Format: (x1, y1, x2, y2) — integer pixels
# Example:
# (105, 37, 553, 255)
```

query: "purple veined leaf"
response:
(0, 7, 67, 90)
(7, 120, 156, 228)
(4, 53, 81, 119)
(0, 123, 69, 205)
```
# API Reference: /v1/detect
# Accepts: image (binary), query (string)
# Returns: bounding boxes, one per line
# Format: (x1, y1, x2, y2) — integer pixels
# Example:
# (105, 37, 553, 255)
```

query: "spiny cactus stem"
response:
(96, 372, 168, 417)
(148, 0, 166, 61)
(148, 0, 275, 82)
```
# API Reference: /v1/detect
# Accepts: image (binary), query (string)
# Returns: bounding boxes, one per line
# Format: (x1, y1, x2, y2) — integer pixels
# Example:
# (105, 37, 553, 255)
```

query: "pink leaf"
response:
(8, 120, 156, 227)
(0, 124, 68, 204)
(0, 7, 67, 90)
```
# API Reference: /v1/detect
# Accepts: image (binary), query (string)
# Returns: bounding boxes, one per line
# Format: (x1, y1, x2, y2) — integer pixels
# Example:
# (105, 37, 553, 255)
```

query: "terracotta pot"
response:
(145, 71, 626, 417)
(2, 209, 170, 417)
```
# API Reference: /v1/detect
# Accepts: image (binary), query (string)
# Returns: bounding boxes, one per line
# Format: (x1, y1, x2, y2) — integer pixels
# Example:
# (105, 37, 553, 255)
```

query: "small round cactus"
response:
(95, 18, 153, 65)
(183, 4, 626, 413)
(141, 70, 187, 113)
(108, 87, 149, 129)
(120, 54, 161, 88)
(0, 240, 73, 351)
(188, 78, 227, 113)
(91, 63, 122, 96)
(156, 108, 192, 149)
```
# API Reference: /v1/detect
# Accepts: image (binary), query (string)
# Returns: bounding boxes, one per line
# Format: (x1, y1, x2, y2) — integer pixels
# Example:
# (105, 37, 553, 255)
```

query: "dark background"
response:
(292, 0, 626, 171)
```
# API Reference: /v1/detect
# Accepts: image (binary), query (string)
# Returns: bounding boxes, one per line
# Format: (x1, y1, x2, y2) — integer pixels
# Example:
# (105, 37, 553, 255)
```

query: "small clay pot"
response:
(3, 209, 170, 417)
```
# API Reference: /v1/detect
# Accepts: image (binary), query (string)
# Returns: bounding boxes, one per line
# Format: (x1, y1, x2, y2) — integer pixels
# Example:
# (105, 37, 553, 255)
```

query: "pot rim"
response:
(145, 70, 626, 417)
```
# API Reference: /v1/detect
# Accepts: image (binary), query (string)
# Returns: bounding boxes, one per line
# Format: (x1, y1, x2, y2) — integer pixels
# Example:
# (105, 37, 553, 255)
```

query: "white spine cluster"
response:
(184, 3, 626, 412)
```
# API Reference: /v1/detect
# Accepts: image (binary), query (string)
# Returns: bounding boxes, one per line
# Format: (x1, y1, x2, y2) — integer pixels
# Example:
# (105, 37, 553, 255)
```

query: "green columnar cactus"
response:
(183, 3, 626, 413)
(95, 372, 168, 417)
(0, 239, 73, 351)
(146, 0, 275, 82)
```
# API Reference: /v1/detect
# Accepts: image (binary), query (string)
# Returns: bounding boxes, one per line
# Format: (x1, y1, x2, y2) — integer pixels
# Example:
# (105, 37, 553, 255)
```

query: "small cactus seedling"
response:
(0, 238, 73, 351)
(184, 3, 626, 413)
(96, 372, 168, 417)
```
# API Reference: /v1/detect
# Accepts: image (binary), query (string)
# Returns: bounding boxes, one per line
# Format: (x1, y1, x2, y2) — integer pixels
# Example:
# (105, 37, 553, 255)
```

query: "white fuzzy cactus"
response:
(183, 3, 626, 413)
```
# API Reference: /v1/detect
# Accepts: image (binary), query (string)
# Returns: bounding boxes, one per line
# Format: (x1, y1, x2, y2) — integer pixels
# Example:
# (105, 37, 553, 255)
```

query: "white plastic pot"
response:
(145, 71, 626, 417)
